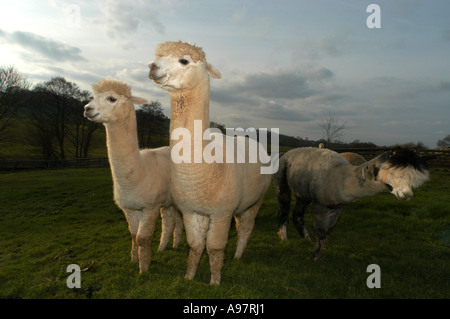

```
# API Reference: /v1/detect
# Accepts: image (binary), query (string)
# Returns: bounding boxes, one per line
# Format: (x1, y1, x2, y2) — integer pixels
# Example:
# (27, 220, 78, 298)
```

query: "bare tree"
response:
(0, 65, 30, 134)
(437, 135, 450, 148)
(29, 77, 99, 160)
(136, 101, 168, 148)
(65, 90, 100, 158)
(210, 121, 226, 134)
(319, 111, 347, 148)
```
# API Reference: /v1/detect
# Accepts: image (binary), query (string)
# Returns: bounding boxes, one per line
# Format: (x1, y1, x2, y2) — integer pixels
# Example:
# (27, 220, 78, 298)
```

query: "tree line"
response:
(1, 66, 448, 162)
(0, 66, 169, 161)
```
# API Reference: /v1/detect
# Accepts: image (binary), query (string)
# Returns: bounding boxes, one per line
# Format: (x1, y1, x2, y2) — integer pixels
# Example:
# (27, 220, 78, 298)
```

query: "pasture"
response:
(0, 167, 448, 299)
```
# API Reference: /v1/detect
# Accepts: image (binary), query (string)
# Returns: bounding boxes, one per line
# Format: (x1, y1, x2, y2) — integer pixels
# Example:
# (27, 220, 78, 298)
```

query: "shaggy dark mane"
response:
(386, 147, 428, 172)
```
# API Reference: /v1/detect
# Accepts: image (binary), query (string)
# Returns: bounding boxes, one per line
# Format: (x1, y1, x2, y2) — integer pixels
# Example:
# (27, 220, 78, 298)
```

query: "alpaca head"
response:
(148, 41, 221, 92)
(376, 148, 429, 200)
(84, 79, 147, 123)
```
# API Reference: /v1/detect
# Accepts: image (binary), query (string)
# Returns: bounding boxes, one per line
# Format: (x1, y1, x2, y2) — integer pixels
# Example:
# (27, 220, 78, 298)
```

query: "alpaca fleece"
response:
(156, 41, 206, 62)
(93, 79, 132, 98)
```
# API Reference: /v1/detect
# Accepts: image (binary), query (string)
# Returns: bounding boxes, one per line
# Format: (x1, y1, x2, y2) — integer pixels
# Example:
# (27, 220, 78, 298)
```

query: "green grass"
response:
(0, 168, 449, 299)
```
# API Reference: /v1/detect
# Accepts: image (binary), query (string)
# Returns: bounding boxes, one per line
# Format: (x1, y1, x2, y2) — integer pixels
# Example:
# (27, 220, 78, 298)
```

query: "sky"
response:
(0, 0, 449, 148)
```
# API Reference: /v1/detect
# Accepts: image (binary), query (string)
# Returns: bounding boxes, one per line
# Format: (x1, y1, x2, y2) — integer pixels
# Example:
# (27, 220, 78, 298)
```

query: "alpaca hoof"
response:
(313, 250, 322, 261)
(277, 226, 287, 241)
(184, 273, 195, 281)
(210, 279, 220, 286)
(304, 233, 312, 242)
(210, 274, 221, 286)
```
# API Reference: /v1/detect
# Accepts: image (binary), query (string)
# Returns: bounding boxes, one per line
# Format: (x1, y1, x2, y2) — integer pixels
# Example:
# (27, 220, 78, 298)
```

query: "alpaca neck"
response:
(104, 110, 144, 183)
(169, 78, 212, 156)
(169, 81, 210, 135)
(167, 77, 226, 194)
(339, 158, 386, 203)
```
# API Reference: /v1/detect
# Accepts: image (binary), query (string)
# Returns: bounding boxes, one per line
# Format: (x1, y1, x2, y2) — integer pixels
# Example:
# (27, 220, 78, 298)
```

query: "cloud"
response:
(214, 66, 333, 103)
(444, 29, 450, 42)
(0, 28, 86, 62)
(211, 66, 334, 112)
(94, 0, 166, 49)
(292, 30, 354, 61)
(255, 101, 315, 122)
(208, 66, 337, 126)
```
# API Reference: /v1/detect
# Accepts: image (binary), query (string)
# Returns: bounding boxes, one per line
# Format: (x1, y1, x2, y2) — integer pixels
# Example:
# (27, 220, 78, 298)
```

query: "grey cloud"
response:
(240, 71, 312, 99)
(254, 102, 314, 122)
(0, 29, 86, 62)
(96, 0, 165, 48)
(444, 29, 450, 42)
(214, 67, 334, 103)
(210, 67, 336, 123)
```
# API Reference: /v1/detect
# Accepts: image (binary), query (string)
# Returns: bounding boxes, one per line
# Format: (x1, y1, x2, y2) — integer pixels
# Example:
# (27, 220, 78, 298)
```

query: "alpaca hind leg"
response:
(292, 197, 311, 241)
(158, 206, 176, 252)
(173, 208, 184, 248)
(206, 214, 233, 285)
(183, 213, 209, 281)
(312, 205, 342, 260)
(276, 186, 291, 241)
(123, 209, 141, 263)
(136, 209, 159, 273)
(234, 200, 262, 259)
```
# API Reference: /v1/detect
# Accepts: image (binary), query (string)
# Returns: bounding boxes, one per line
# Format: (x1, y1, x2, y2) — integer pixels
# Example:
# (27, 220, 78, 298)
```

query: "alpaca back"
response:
(276, 147, 349, 205)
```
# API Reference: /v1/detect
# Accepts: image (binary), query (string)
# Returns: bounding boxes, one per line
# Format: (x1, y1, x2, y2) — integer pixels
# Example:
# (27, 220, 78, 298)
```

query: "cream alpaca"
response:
(340, 152, 367, 166)
(274, 147, 429, 259)
(148, 41, 272, 285)
(84, 79, 183, 273)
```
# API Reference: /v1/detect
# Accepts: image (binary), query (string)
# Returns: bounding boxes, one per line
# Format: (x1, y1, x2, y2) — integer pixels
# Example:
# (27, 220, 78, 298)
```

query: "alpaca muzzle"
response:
(84, 104, 99, 120)
(392, 188, 413, 201)
(148, 62, 162, 81)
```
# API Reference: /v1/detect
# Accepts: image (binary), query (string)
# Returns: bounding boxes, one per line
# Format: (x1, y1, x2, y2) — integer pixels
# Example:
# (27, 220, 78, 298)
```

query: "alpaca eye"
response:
(108, 96, 117, 102)
(179, 59, 189, 65)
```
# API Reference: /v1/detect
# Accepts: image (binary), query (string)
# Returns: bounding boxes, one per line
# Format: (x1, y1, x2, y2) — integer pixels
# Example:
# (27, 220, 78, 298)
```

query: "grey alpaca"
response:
(273, 147, 429, 259)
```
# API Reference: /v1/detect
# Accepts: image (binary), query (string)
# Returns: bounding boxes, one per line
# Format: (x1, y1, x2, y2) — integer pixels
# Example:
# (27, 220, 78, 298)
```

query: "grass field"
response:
(0, 167, 449, 299)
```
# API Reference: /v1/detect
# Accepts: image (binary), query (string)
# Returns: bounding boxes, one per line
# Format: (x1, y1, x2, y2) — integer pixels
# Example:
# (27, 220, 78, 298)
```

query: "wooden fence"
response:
(0, 157, 110, 171)
(1, 148, 449, 171)
(333, 148, 450, 168)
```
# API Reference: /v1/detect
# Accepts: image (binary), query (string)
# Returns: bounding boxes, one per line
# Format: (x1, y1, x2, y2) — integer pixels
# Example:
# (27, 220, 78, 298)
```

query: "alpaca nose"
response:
(84, 104, 94, 117)
(149, 62, 159, 72)
(84, 104, 93, 113)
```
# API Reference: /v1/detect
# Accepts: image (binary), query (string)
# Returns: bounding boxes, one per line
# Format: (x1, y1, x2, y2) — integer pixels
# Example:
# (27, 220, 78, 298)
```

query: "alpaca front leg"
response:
(207, 215, 232, 285)
(312, 205, 342, 260)
(137, 209, 159, 273)
(183, 213, 209, 281)
(123, 209, 141, 263)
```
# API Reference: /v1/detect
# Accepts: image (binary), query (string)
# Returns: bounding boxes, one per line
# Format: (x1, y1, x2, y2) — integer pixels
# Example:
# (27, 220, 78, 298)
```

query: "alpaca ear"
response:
(364, 163, 380, 180)
(206, 63, 221, 79)
(130, 96, 147, 105)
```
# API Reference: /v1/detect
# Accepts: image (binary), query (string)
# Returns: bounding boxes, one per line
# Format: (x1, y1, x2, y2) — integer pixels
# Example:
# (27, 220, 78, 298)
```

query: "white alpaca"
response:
(148, 41, 272, 285)
(84, 79, 183, 273)
(274, 147, 429, 259)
